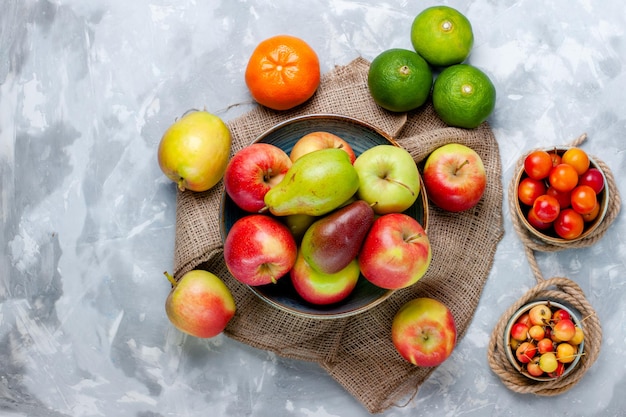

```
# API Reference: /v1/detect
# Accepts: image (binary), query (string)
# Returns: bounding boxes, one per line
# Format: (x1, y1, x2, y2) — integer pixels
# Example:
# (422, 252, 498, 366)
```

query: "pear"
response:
(300, 199, 375, 274)
(264, 148, 359, 216)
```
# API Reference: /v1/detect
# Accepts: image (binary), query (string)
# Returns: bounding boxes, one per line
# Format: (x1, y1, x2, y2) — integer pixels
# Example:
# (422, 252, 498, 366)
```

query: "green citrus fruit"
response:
(432, 64, 496, 129)
(411, 6, 474, 67)
(367, 49, 433, 113)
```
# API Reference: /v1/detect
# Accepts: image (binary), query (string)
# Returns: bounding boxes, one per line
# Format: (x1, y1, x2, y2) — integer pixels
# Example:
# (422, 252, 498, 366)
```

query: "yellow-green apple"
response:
(289, 251, 360, 305)
(224, 143, 292, 213)
(422, 143, 486, 212)
(289, 131, 356, 163)
(158, 110, 231, 192)
(223, 214, 297, 286)
(359, 213, 431, 289)
(353, 145, 421, 214)
(391, 298, 457, 367)
(164, 270, 235, 338)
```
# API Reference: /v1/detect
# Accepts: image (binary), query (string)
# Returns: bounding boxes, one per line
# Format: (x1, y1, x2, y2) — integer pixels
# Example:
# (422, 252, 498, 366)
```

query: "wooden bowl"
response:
(219, 114, 429, 319)
(514, 147, 609, 244)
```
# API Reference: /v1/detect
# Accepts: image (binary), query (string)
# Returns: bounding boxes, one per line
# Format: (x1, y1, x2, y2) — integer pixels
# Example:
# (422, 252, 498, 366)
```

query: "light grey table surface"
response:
(1, 1, 624, 416)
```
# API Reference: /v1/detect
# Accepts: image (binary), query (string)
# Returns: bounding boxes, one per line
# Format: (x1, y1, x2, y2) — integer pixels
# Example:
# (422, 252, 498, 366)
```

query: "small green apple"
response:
(353, 145, 420, 214)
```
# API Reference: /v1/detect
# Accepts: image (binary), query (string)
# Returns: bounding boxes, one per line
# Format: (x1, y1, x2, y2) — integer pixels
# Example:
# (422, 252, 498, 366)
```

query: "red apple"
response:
(289, 131, 356, 163)
(290, 251, 360, 305)
(164, 270, 235, 338)
(422, 143, 487, 212)
(223, 214, 297, 286)
(359, 213, 431, 290)
(391, 297, 457, 367)
(224, 143, 292, 213)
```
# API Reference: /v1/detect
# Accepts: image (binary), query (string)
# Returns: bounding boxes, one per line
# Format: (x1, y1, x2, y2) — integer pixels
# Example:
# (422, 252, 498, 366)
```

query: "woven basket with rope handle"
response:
(487, 133, 621, 395)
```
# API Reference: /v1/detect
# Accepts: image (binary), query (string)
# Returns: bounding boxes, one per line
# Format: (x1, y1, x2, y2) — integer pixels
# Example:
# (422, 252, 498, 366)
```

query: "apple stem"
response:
(456, 160, 470, 175)
(258, 205, 269, 214)
(405, 232, 423, 243)
(164, 271, 178, 287)
(177, 178, 186, 192)
(387, 178, 415, 196)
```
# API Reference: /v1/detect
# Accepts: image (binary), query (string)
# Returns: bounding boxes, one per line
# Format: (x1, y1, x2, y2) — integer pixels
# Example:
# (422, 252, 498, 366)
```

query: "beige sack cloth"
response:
(173, 57, 504, 414)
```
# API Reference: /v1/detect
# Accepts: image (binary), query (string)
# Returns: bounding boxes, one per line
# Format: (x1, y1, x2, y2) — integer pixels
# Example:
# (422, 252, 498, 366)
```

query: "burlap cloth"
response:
(172, 57, 504, 414)
(487, 134, 622, 395)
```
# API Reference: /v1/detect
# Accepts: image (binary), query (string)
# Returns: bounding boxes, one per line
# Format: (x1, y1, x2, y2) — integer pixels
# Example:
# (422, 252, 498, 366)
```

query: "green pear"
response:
(301, 199, 375, 274)
(264, 148, 359, 216)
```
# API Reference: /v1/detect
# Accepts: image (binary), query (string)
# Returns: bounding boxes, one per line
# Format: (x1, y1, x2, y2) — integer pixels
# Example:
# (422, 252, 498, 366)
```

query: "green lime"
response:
(411, 6, 474, 67)
(432, 64, 496, 129)
(367, 49, 433, 112)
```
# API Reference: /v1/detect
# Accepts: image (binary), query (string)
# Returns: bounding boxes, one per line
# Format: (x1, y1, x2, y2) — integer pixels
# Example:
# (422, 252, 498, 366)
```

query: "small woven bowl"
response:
(514, 147, 609, 244)
(503, 299, 585, 382)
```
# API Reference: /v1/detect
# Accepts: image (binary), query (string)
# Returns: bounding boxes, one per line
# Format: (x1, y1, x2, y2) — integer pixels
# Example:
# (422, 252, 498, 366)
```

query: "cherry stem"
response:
(164, 271, 177, 287)
(580, 312, 596, 323)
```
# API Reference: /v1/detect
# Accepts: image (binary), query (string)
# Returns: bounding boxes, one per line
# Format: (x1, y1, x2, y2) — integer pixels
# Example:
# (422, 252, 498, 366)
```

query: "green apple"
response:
(164, 270, 236, 338)
(157, 110, 231, 192)
(353, 145, 420, 214)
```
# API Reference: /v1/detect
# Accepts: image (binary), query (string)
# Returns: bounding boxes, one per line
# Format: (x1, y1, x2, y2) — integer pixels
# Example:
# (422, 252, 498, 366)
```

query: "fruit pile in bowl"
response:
(504, 300, 585, 381)
(514, 146, 609, 243)
(219, 114, 430, 319)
